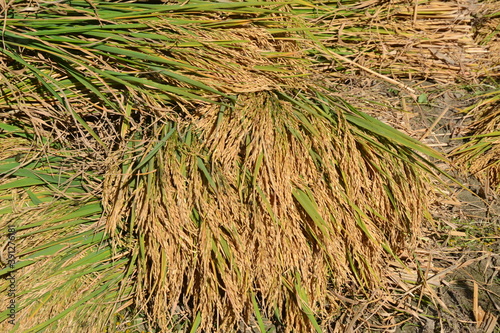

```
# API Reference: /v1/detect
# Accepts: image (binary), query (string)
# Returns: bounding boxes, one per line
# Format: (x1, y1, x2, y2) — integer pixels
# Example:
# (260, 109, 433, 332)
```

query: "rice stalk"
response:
(450, 88, 500, 194)
(0, 1, 447, 331)
(102, 88, 436, 331)
(0, 134, 139, 332)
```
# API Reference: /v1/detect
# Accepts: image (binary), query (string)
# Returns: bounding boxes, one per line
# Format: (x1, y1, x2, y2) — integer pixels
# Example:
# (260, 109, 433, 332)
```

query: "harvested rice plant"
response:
(451, 89, 500, 195)
(0, 0, 498, 332)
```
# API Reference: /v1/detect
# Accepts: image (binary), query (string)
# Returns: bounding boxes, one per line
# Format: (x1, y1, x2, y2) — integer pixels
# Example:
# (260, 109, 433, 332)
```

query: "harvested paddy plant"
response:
(0, 0, 449, 332)
(451, 88, 500, 196)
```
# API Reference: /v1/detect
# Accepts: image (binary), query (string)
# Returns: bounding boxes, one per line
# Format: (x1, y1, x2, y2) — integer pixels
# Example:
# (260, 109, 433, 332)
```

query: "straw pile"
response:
(312, 0, 498, 83)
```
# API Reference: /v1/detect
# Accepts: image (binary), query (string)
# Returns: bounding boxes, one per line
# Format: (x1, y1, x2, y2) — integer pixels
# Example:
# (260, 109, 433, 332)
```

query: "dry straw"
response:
(449, 0, 500, 196)
(310, 0, 498, 83)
